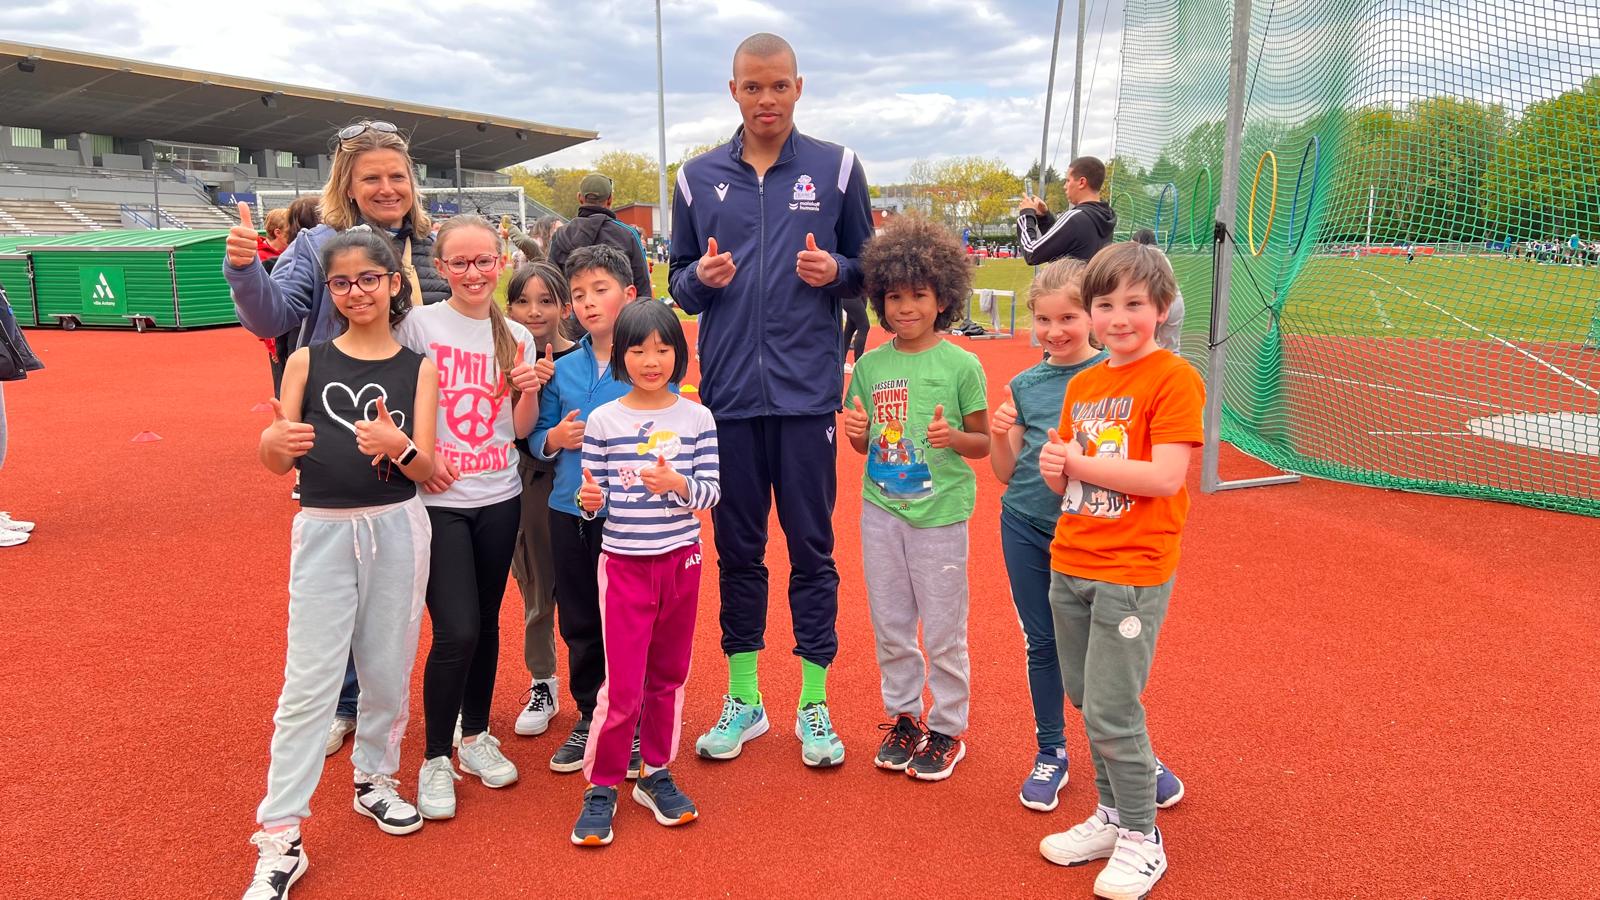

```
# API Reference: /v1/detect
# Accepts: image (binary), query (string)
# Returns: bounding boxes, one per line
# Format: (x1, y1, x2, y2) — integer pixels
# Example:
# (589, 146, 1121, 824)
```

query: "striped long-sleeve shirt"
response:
(580, 396, 720, 556)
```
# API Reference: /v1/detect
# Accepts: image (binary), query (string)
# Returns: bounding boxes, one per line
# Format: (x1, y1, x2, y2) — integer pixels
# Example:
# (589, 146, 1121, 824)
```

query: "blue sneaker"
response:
(696, 695, 769, 760)
(570, 785, 617, 847)
(795, 701, 845, 767)
(1156, 759, 1184, 808)
(632, 769, 699, 826)
(1020, 750, 1069, 811)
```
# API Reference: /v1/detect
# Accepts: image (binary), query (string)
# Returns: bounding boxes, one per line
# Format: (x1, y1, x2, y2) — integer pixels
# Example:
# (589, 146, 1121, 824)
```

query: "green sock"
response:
(798, 659, 828, 707)
(727, 652, 760, 704)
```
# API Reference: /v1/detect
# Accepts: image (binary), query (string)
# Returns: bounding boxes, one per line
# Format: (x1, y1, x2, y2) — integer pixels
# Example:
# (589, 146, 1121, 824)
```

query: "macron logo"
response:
(715, 183, 729, 202)
(92, 273, 116, 301)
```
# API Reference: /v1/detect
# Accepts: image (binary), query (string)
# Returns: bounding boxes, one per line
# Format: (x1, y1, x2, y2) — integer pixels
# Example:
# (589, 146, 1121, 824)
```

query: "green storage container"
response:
(24, 229, 238, 330)
(0, 234, 74, 328)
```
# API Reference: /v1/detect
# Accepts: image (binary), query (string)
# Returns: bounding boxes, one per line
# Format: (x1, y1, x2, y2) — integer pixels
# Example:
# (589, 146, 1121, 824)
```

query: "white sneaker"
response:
(417, 756, 461, 820)
(0, 512, 35, 533)
(323, 717, 355, 757)
(1040, 807, 1120, 867)
(0, 529, 28, 548)
(459, 731, 519, 788)
(515, 678, 560, 736)
(353, 772, 423, 835)
(241, 827, 306, 900)
(1093, 828, 1167, 900)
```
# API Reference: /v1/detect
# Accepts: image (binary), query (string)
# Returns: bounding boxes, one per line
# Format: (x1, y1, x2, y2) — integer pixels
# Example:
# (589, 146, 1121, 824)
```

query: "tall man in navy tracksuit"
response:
(670, 33, 873, 768)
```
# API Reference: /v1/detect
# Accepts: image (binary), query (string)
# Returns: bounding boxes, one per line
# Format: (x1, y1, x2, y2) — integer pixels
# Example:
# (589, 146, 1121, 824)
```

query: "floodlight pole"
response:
(454, 149, 463, 215)
(1201, 0, 1300, 493)
(1071, 0, 1086, 160)
(655, 0, 671, 243)
(1039, 0, 1066, 196)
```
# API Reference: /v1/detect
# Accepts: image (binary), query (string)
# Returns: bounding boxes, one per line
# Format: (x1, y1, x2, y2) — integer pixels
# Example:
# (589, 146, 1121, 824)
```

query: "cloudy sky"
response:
(0, 0, 1123, 183)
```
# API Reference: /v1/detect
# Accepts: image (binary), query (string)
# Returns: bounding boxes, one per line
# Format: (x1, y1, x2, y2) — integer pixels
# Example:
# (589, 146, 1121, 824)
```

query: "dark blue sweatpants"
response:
(712, 414, 840, 667)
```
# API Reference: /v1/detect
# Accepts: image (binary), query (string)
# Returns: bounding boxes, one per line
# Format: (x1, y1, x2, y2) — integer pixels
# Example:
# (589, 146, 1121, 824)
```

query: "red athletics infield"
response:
(3, 324, 1596, 899)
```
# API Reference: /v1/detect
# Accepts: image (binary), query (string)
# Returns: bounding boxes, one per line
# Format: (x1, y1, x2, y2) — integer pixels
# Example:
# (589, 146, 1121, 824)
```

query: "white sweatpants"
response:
(257, 496, 431, 828)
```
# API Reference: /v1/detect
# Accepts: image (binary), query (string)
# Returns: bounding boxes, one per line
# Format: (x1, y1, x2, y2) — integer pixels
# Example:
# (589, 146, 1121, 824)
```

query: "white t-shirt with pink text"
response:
(396, 302, 536, 509)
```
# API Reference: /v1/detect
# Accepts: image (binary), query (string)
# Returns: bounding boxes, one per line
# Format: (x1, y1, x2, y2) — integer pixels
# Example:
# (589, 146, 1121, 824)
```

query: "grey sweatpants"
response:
(1049, 571, 1173, 836)
(859, 502, 971, 736)
(511, 454, 557, 680)
(257, 496, 431, 828)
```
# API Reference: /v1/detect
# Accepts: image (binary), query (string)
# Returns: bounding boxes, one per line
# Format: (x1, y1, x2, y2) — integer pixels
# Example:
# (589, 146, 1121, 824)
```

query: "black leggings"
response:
(549, 509, 606, 722)
(422, 495, 522, 758)
(841, 296, 869, 363)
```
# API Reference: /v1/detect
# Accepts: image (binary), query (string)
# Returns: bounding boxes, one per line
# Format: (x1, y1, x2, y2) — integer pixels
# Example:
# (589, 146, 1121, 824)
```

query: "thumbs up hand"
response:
(697, 236, 737, 288)
(639, 452, 687, 496)
(796, 231, 838, 287)
(926, 403, 954, 449)
(261, 397, 316, 459)
(1038, 426, 1071, 481)
(991, 385, 1018, 437)
(356, 396, 406, 460)
(548, 408, 585, 451)
(532, 342, 557, 389)
(226, 202, 261, 268)
(843, 395, 870, 441)
(508, 341, 542, 393)
(579, 467, 606, 512)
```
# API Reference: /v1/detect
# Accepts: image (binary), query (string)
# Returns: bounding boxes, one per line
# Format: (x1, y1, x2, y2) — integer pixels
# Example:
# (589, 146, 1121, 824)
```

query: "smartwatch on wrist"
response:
(393, 439, 419, 467)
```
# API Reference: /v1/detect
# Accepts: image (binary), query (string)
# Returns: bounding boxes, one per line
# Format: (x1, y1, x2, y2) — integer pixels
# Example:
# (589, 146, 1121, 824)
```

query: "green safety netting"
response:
(1112, 0, 1600, 515)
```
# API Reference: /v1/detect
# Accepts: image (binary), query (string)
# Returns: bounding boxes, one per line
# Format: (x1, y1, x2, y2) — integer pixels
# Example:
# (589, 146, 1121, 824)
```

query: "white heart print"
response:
(322, 381, 406, 435)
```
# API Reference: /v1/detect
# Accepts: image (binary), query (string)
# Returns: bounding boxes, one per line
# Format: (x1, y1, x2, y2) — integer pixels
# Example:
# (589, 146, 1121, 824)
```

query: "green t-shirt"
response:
(845, 338, 988, 527)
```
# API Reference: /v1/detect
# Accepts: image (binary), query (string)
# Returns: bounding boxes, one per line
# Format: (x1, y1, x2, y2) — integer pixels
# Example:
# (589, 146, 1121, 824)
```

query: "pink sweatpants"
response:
(582, 541, 703, 787)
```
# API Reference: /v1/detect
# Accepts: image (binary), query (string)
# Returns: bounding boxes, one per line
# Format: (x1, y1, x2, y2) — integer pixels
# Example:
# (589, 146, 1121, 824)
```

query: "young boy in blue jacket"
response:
(669, 32, 874, 768)
(529, 244, 658, 776)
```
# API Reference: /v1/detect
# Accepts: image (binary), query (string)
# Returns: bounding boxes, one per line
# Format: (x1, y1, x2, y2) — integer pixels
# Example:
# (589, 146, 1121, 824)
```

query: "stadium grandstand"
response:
(0, 40, 594, 235)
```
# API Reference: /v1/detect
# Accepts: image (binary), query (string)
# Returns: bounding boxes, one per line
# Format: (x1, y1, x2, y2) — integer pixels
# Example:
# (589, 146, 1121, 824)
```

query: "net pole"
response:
(1039, 0, 1066, 196)
(1201, 0, 1299, 493)
(1071, 0, 1086, 159)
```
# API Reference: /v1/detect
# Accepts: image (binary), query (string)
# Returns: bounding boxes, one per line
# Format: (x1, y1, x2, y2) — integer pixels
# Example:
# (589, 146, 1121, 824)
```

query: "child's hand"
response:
(991, 386, 1018, 437)
(262, 398, 316, 458)
(225, 202, 259, 267)
(422, 456, 459, 494)
(926, 404, 953, 449)
(356, 396, 408, 463)
(843, 396, 870, 441)
(508, 342, 542, 393)
(796, 232, 838, 288)
(1039, 427, 1070, 481)
(697, 237, 736, 288)
(532, 343, 556, 389)
(1063, 436, 1085, 474)
(639, 454, 687, 496)
(547, 409, 584, 451)
(579, 468, 605, 512)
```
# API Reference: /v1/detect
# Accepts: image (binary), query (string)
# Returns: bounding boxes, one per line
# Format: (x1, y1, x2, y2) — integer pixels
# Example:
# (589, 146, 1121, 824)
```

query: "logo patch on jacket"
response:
(715, 182, 730, 202)
(789, 175, 820, 212)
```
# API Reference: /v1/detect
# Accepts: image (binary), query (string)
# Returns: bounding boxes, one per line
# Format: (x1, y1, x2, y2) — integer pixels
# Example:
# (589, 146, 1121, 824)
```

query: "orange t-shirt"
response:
(1049, 349, 1205, 586)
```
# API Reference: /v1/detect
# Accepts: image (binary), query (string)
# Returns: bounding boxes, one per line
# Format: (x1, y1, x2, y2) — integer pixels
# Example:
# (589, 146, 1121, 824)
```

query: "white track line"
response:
(1358, 268, 1599, 396)
(1367, 289, 1396, 329)
(1367, 430, 1473, 436)
(1284, 370, 1507, 410)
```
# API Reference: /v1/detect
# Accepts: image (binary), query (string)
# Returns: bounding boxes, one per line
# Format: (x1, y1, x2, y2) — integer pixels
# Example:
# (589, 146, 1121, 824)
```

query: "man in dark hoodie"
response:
(547, 173, 653, 299)
(1017, 155, 1117, 265)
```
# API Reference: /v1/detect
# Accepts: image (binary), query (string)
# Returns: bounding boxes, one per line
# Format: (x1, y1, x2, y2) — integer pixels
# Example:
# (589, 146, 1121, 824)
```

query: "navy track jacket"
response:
(669, 127, 873, 420)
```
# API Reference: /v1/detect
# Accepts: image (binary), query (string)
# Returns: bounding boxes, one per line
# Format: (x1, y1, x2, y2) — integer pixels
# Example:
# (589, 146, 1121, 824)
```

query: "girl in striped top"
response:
(570, 299, 720, 846)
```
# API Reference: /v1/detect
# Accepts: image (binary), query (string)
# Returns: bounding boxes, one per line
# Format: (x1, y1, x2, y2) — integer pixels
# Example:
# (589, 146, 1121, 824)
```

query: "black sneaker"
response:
(550, 723, 589, 773)
(873, 714, 925, 771)
(906, 729, 966, 781)
(352, 773, 423, 835)
(627, 734, 644, 780)
(570, 785, 617, 847)
(242, 828, 306, 900)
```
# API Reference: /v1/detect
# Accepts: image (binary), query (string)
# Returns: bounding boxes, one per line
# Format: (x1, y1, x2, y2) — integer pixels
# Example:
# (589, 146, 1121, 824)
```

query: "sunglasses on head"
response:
(336, 120, 400, 143)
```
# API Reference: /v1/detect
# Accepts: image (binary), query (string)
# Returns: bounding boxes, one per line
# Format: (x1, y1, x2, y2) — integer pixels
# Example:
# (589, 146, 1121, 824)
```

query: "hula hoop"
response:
(1189, 169, 1214, 247)
(1152, 182, 1177, 251)
(1285, 135, 1322, 256)
(1247, 150, 1279, 258)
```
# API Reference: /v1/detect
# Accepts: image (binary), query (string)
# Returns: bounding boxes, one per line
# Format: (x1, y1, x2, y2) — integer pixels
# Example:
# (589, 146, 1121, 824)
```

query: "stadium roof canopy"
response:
(0, 41, 596, 171)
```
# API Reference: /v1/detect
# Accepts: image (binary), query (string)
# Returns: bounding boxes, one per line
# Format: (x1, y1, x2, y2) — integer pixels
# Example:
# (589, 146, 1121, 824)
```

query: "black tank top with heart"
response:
(298, 341, 424, 508)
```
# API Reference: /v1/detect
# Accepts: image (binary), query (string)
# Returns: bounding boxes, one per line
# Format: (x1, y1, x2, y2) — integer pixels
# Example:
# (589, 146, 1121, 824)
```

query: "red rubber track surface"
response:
(4, 325, 1596, 898)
